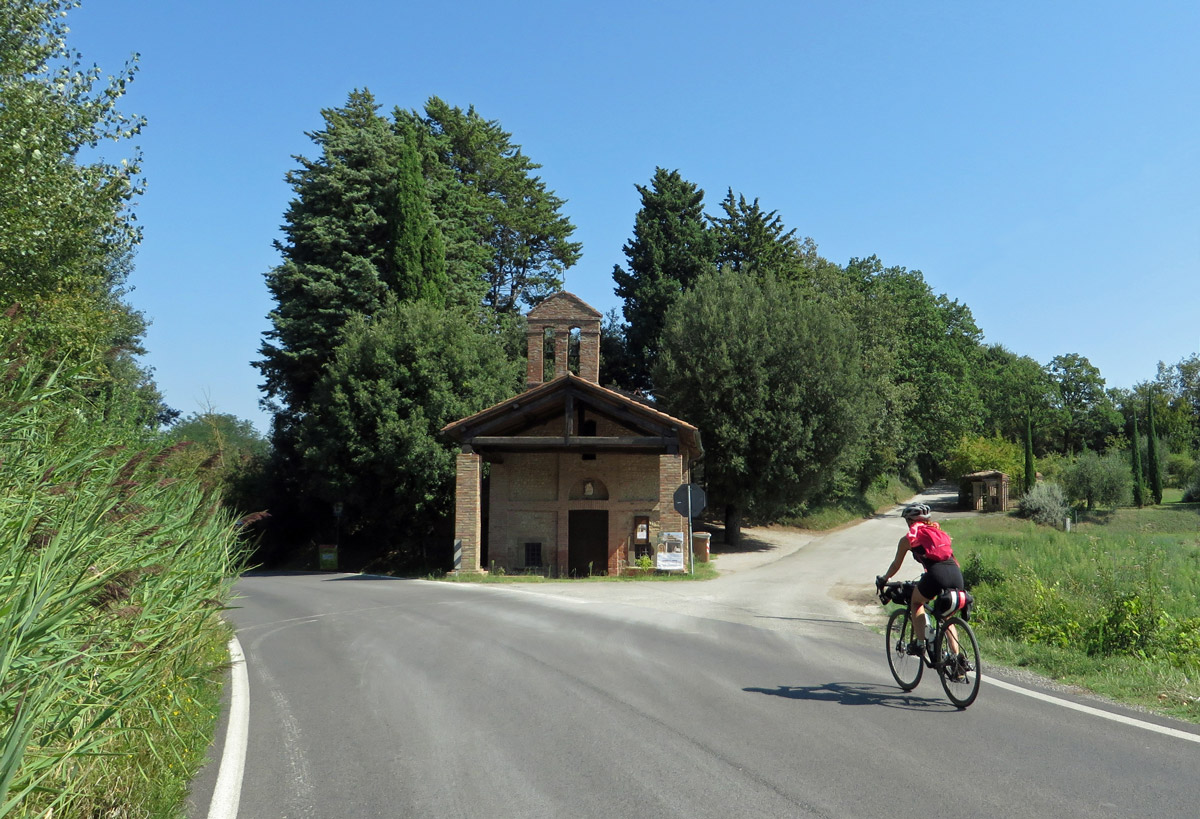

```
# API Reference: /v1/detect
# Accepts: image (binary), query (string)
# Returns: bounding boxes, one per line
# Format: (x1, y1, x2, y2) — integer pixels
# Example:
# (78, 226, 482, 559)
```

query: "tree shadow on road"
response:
(744, 681, 960, 713)
(704, 528, 777, 556)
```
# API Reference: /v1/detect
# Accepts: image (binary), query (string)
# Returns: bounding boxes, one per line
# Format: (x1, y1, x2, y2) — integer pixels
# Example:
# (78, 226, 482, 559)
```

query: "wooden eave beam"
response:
(469, 435, 676, 451)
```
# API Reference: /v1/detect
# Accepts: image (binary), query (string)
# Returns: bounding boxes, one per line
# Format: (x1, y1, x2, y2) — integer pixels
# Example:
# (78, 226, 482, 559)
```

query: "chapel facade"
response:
(440, 292, 703, 576)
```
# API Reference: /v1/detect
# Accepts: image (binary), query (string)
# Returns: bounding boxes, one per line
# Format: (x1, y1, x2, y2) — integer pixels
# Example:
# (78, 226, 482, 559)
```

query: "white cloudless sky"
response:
(69, 0, 1199, 435)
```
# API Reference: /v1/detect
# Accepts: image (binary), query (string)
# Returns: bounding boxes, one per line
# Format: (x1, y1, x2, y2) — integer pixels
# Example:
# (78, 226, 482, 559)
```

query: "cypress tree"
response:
(1024, 414, 1036, 495)
(612, 168, 716, 392)
(1147, 394, 1163, 504)
(1131, 414, 1145, 508)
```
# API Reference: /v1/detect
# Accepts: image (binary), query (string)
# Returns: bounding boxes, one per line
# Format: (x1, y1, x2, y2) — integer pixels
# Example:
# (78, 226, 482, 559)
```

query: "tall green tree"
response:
(708, 190, 818, 279)
(1148, 355, 1200, 452)
(0, 0, 150, 383)
(976, 345, 1055, 442)
(611, 168, 716, 392)
(1131, 413, 1145, 507)
(294, 302, 520, 567)
(398, 97, 582, 313)
(849, 259, 983, 479)
(655, 270, 869, 545)
(1147, 392, 1163, 504)
(1046, 353, 1121, 453)
(257, 90, 448, 423)
(598, 308, 638, 389)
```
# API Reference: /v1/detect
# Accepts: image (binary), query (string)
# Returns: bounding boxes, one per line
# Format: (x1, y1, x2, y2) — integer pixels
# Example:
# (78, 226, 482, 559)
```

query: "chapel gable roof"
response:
(440, 373, 702, 461)
(526, 292, 602, 322)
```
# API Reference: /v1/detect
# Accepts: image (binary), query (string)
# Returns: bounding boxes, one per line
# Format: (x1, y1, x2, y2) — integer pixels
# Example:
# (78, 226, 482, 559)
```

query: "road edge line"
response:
(985, 675, 1200, 744)
(207, 634, 249, 819)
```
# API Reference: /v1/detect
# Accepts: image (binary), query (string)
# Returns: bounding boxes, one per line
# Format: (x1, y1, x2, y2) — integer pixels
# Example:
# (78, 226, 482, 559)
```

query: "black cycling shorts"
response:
(917, 560, 964, 601)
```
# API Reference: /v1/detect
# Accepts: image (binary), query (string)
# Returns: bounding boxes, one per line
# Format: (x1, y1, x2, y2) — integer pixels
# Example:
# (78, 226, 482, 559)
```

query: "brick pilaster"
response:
(454, 451, 483, 572)
(525, 327, 544, 391)
(553, 330, 569, 379)
(580, 330, 600, 383)
(658, 454, 686, 536)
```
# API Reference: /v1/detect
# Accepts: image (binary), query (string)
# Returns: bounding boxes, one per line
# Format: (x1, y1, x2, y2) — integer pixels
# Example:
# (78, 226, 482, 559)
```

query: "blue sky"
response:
(70, 1, 1199, 435)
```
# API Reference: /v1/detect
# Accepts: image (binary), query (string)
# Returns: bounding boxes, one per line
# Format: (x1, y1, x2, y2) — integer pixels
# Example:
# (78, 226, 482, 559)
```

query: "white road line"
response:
(985, 675, 1200, 744)
(207, 635, 249, 819)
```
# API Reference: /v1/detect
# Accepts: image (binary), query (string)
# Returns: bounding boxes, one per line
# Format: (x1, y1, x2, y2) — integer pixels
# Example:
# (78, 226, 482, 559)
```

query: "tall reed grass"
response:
(1, 338, 246, 815)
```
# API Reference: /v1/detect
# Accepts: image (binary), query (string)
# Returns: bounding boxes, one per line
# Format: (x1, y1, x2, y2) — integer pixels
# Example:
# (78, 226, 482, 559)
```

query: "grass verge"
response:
(943, 505, 1200, 723)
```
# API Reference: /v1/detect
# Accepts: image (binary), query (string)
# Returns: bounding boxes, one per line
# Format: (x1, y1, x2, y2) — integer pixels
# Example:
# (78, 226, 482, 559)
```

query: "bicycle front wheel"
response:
(885, 608, 923, 690)
(935, 616, 981, 708)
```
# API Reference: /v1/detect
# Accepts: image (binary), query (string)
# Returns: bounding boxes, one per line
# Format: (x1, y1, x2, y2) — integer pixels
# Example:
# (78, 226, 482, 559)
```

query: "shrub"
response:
(1184, 462, 1200, 503)
(1062, 450, 1131, 510)
(1085, 593, 1167, 657)
(1165, 451, 1195, 489)
(1017, 481, 1070, 527)
(972, 568, 1085, 649)
(961, 551, 1006, 588)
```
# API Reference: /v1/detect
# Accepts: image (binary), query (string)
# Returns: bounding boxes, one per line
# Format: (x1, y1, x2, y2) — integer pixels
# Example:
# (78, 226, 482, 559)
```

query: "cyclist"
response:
(877, 502, 965, 663)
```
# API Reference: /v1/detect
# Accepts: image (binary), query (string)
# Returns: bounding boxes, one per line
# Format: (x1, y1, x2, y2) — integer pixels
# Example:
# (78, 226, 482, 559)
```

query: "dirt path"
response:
(508, 483, 966, 635)
(702, 481, 965, 623)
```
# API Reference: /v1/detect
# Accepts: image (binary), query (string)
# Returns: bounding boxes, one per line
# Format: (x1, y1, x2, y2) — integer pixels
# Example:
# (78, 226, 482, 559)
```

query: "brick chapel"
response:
(440, 292, 703, 576)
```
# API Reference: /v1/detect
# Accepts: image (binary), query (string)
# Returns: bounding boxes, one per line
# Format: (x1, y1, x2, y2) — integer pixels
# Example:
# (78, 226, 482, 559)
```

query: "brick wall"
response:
(487, 448, 674, 575)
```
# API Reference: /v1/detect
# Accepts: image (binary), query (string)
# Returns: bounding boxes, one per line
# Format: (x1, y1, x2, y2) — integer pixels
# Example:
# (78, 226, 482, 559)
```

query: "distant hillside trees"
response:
(1046, 353, 1122, 454)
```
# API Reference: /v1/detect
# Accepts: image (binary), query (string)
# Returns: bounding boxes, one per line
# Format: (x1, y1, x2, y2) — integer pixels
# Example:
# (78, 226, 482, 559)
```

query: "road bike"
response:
(875, 578, 982, 708)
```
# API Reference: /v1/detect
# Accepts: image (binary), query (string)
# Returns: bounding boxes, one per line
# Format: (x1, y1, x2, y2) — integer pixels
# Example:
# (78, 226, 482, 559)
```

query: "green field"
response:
(942, 503, 1200, 722)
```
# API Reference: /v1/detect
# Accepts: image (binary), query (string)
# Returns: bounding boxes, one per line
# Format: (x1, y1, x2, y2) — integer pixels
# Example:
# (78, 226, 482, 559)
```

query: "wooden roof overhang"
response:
(440, 374, 703, 464)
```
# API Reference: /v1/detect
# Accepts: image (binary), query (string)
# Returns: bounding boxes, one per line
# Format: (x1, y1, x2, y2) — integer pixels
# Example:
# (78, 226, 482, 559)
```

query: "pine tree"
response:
(398, 97, 581, 313)
(1131, 414, 1145, 507)
(708, 190, 815, 278)
(257, 90, 448, 421)
(612, 168, 716, 391)
(1147, 393, 1163, 504)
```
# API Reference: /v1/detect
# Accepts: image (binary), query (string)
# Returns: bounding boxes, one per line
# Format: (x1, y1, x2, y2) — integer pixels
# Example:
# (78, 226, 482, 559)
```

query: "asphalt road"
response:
(189, 491, 1200, 818)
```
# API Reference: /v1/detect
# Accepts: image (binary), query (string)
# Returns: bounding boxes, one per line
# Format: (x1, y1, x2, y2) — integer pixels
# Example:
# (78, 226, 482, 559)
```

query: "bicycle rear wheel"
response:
(935, 616, 981, 708)
(885, 608, 923, 690)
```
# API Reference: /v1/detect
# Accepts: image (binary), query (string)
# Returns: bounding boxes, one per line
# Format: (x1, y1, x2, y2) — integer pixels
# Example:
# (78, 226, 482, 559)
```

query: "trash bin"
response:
(692, 531, 711, 563)
(318, 544, 338, 570)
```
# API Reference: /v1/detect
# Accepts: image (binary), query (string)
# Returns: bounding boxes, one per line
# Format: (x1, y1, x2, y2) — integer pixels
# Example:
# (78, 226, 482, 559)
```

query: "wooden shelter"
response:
(962, 470, 1010, 512)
